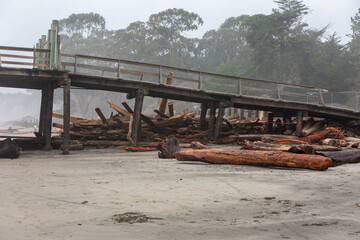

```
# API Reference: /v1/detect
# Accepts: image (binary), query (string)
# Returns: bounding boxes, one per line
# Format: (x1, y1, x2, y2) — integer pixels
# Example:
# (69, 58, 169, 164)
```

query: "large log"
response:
(301, 121, 323, 136)
(174, 149, 332, 170)
(319, 150, 360, 166)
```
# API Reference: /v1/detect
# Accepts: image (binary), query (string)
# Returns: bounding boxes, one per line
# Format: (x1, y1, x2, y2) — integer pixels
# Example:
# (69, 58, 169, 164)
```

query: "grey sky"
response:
(0, 0, 359, 48)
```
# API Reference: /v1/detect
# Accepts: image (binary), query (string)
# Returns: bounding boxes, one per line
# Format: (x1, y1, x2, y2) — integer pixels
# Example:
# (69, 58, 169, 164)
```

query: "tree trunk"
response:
(174, 149, 332, 170)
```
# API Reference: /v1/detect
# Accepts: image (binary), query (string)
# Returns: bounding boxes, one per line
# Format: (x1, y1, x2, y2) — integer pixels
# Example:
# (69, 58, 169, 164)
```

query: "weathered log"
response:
(302, 118, 315, 132)
(174, 149, 332, 170)
(53, 122, 73, 129)
(319, 150, 360, 166)
(218, 136, 237, 144)
(158, 136, 180, 158)
(0, 138, 20, 159)
(95, 107, 108, 124)
(301, 121, 323, 136)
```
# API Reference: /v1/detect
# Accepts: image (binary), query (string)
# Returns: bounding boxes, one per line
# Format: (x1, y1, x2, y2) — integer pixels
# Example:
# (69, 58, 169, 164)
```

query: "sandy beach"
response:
(1, 147, 360, 239)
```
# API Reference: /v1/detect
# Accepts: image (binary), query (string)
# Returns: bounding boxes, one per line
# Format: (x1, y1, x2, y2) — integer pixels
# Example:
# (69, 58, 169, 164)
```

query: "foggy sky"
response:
(0, 0, 359, 48)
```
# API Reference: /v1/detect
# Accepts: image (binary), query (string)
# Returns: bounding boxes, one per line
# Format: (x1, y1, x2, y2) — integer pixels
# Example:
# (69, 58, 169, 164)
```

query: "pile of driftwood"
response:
(175, 119, 360, 170)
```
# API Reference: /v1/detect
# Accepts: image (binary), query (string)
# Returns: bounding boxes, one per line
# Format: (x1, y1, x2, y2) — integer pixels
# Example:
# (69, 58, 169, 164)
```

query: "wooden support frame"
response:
(38, 83, 55, 148)
(267, 112, 274, 133)
(213, 102, 225, 142)
(199, 103, 207, 130)
(131, 89, 144, 145)
(296, 111, 303, 136)
(62, 76, 71, 155)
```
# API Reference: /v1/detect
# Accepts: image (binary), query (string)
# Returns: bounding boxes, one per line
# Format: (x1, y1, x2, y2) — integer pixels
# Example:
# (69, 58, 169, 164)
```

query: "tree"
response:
(59, 13, 105, 38)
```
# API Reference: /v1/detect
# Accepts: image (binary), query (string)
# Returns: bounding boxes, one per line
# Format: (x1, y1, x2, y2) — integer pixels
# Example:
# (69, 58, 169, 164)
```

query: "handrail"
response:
(0, 45, 50, 68)
(60, 53, 327, 92)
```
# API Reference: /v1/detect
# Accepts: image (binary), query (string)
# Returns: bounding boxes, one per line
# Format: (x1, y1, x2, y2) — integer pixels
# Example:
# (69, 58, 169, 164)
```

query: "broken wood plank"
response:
(174, 149, 332, 171)
(95, 107, 108, 124)
(319, 150, 360, 166)
(154, 110, 169, 118)
(52, 112, 91, 123)
(107, 101, 132, 117)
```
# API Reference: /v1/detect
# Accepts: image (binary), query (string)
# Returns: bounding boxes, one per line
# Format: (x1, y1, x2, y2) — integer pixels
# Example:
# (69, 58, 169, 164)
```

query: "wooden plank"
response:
(213, 103, 225, 141)
(154, 110, 169, 118)
(52, 112, 91, 123)
(0, 46, 50, 53)
(0, 54, 34, 59)
(158, 72, 173, 114)
(199, 103, 207, 130)
(107, 101, 132, 117)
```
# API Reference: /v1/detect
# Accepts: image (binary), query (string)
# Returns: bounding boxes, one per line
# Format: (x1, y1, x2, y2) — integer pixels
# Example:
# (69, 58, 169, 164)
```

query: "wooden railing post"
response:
(117, 60, 121, 78)
(276, 82, 281, 99)
(238, 77, 242, 95)
(74, 55, 78, 73)
(318, 88, 324, 105)
(198, 72, 202, 89)
(158, 65, 162, 84)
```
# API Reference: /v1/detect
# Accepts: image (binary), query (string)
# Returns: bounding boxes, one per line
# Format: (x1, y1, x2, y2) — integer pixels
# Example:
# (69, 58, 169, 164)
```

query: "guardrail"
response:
(4, 46, 358, 111)
(0, 46, 50, 68)
(59, 53, 328, 105)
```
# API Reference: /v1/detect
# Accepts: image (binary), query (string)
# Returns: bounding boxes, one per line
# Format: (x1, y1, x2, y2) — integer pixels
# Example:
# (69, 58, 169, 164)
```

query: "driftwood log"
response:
(158, 137, 180, 158)
(319, 150, 360, 166)
(0, 138, 20, 159)
(174, 149, 332, 170)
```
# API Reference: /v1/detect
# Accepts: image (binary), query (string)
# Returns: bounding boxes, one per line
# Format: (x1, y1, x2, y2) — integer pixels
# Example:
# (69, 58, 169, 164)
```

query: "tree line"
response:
(56, 0, 360, 117)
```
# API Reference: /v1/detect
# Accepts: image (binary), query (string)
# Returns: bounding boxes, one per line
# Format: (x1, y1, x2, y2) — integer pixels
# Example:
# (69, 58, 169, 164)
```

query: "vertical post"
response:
(296, 111, 303, 136)
(238, 78, 242, 95)
(33, 48, 37, 68)
(39, 88, 48, 136)
(44, 83, 54, 150)
(283, 113, 291, 130)
(199, 103, 207, 130)
(49, 20, 58, 69)
(318, 89, 324, 105)
(276, 82, 281, 99)
(213, 102, 225, 142)
(131, 89, 144, 146)
(198, 72, 203, 89)
(208, 102, 216, 135)
(117, 60, 121, 78)
(63, 75, 71, 155)
(267, 112, 274, 133)
(158, 65, 162, 84)
(239, 109, 244, 120)
(330, 93, 333, 104)
(74, 55, 78, 73)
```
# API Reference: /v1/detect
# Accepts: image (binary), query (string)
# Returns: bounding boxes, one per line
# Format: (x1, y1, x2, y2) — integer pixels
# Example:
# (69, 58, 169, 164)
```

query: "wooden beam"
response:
(153, 109, 169, 118)
(296, 111, 303, 136)
(213, 102, 225, 142)
(130, 89, 144, 145)
(208, 102, 216, 137)
(95, 107, 108, 124)
(199, 103, 207, 130)
(62, 76, 71, 155)
(43, 83, 54, 149)
(267, 112, 274, 133)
